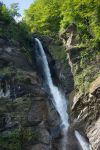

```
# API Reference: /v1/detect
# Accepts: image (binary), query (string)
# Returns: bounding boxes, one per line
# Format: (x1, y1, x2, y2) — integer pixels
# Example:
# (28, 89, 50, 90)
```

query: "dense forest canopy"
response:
(24, 0, 61, 35)
(24, 0, 100, 43)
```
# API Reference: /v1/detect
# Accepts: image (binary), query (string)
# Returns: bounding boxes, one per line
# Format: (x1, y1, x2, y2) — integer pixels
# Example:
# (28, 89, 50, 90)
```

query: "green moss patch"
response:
(0, 127, 39, 150)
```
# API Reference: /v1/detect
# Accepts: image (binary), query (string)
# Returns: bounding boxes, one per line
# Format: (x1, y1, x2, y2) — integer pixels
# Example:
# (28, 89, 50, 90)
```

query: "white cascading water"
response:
(75, 131, 90, 150)
(35, 38, 69, 130)
(35, 38, 90, 150)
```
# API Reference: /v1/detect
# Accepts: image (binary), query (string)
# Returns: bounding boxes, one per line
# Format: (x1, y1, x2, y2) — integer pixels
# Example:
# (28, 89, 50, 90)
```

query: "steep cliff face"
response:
(61, 24, 100, 150)
(71, 77, 100, 150)
(0, 38, 61, 150)
(0, 21, 99, 149)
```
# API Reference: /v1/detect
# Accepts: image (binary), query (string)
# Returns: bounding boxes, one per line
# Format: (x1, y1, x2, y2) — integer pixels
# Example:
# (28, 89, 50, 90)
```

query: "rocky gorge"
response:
(0, 4, 100, 149)
(0, 30, 100, 150)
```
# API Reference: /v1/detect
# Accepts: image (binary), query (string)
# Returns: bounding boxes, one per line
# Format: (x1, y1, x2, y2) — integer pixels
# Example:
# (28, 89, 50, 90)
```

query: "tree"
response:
(0, 3, 11, 23)
(24, 0, 61, 36)
(9, 3, 20, 17)
(60, 0, 100, 42)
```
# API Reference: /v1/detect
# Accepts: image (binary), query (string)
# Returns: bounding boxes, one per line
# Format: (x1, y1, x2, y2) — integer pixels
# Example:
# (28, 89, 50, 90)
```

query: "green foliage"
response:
(0, 128, 39, 150)
(20, 127, 39, 142)
(0, 129, 22, 150)
(5, 21, 31, 47)
(75, 65, 100, 93)
(60, 0, 100, 43)
(0, 4, 12, 23)
(0, 3, 31, 49)
(24, 0, 100, 65)
(9, 3, 20, 17)
(74, 47, 100, 93)
(24, 0, 100, 43)
(80, 47, 99, 68)
(1, 1, 99, 92)
(24, 0, 61, 35)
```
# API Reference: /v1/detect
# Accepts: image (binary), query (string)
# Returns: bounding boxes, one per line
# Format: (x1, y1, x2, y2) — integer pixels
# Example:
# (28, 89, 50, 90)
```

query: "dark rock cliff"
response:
(0, 38, 61, 150)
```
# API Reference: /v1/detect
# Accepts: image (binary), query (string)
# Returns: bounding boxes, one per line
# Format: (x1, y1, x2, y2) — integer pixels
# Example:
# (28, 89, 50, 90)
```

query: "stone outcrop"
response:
(61, 24, 100, 150)
(70, 77, 100, 150)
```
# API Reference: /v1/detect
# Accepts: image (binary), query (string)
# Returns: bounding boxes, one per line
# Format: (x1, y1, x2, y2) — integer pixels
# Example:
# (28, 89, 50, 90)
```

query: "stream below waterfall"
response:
(35, 38, 90, 150)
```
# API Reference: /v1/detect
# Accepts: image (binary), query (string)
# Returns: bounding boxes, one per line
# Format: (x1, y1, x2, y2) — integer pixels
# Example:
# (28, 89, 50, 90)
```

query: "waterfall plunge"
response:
(75, 131, 90, 150)
(35, 38, 90, 150)
(35, 38, 69, 130)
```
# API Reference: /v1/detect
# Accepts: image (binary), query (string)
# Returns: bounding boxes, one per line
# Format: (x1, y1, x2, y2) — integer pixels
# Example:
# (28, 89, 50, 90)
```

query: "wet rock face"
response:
(31, 36, 59, 86)
(0, 75, 28, 100)
(70, 77, 100, 150)
(55, 61, 74, 94)
(0, 38, 61, 150)
(34, 35, 74, 94)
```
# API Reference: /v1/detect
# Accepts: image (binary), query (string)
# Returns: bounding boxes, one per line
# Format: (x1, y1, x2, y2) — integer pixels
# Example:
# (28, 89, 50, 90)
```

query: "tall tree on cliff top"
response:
(24, 0, 61, 35)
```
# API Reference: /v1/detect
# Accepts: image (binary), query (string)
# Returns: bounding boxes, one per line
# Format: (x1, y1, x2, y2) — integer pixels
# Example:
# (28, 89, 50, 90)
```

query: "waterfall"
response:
(75, 131, 90, 150)
(35, 38, 69, 129)
(35, 38, 90, 150)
